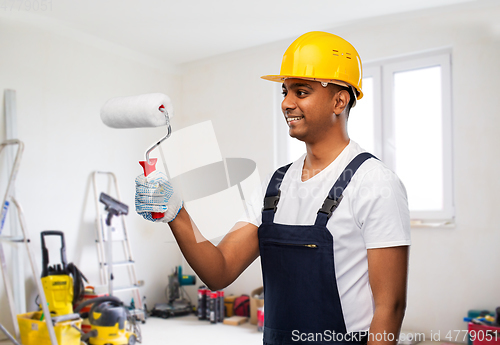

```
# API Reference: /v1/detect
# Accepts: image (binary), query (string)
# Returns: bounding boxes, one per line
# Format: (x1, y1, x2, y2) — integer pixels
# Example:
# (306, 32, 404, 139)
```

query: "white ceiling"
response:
(8, 0, 481, 65)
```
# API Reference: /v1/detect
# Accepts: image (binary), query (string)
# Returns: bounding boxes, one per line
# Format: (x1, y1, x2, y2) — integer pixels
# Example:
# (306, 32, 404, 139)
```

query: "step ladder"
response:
(0, 139, 58, 345)
(91, 171, 146, 322)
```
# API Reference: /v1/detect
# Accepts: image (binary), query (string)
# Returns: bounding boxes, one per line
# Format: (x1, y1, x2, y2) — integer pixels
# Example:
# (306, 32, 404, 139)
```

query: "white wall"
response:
(1, 1, 500, 340)
(179, 2, 500, 340)
(0, 14, 184, 331)
(176, 44, 277, 303)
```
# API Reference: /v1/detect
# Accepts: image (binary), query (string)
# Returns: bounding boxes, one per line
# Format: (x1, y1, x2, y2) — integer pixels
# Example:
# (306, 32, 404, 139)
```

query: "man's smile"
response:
(286, 115, 304, 125)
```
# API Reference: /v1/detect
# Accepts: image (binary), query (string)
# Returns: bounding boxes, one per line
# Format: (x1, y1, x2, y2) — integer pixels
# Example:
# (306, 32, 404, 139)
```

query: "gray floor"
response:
(0, 323, 444, 345)
(1, 314, 263, 345)
(141, 314, 263, 344)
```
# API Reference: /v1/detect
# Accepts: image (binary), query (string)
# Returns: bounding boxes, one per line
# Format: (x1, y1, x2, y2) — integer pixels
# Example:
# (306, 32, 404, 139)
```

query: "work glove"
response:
(135, 171, 183, 223)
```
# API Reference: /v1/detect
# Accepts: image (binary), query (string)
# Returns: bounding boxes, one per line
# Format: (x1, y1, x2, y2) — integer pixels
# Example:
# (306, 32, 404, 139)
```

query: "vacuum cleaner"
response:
(75, 296, 140, 345)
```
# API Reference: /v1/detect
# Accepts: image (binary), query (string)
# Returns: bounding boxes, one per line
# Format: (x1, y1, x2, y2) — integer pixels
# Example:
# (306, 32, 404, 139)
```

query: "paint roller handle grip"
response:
(138, 158, 165, 219)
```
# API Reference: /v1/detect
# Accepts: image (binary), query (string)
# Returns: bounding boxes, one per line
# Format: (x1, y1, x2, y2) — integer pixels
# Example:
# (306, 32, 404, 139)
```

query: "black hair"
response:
(330, 84, 356, 116)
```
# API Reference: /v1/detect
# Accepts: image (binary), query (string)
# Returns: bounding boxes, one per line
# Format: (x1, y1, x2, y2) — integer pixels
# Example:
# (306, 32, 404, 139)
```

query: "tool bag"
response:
(233, 295, 250, 317)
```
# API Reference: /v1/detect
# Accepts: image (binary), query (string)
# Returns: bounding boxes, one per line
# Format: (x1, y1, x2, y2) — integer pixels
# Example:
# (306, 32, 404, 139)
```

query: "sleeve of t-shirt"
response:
(237, 173, 273, 227)
(353, 166, 411, 249)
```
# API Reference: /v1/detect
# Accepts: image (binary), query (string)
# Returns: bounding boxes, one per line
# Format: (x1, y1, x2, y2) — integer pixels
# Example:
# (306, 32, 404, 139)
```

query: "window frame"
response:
(365, 48, 454, 221)
(356, 65, 384, 159)
(273, 48, 455, 223)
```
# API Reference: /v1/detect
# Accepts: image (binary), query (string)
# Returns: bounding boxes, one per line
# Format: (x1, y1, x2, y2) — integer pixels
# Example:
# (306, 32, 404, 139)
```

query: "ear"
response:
(333, 90, 350, 115)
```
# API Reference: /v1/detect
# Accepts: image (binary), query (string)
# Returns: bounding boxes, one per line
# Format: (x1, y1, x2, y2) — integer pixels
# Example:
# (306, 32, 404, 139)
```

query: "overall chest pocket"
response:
(261, 240, 330, 287)
(260, 239, 345, 333)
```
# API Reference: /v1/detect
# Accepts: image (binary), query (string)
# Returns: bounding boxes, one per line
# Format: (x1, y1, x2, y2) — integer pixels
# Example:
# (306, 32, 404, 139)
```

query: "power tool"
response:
(75, 296, 141, 345)
(151, 266, 196, 318)
(40, 230, 88, 318)
(40, 230, 74, 316)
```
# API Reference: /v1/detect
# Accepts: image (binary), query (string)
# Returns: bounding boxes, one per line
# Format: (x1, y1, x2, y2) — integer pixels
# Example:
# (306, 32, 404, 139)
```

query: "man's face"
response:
(281, 78, 339, 143)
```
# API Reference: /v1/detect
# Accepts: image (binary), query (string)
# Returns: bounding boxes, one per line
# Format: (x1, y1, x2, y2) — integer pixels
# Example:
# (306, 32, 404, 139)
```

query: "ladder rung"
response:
(0, 235, 25, 243)
(104, 260, 135, 267)
(113, 285, 140, 293)
(99, 239, 128, 243)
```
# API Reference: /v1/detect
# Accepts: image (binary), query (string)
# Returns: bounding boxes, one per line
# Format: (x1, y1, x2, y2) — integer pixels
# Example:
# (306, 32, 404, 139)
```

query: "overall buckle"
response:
(317, 195, 344, 219)
(263, 191, 281, 213)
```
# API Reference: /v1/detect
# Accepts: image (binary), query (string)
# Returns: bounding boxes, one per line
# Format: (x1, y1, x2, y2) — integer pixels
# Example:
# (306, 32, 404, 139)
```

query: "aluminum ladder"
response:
(0, 139, 58, 345)
(91, 171, 145, 322)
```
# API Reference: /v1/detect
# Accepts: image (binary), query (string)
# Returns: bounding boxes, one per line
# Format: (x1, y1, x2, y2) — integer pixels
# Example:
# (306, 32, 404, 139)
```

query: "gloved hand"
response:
(135, 171, 183, 223)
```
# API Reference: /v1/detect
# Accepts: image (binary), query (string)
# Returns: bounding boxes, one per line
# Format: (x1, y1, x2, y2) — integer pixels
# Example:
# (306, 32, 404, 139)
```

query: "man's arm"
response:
(168, 207, 260, 291)
(367, 245, 409, 345)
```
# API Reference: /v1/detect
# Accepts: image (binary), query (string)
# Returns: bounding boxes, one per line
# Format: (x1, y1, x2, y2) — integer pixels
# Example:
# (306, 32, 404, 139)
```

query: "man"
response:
(136, 31, 410, 345)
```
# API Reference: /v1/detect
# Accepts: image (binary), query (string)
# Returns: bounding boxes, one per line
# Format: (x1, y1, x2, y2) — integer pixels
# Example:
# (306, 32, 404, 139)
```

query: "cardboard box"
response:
(250, 286, 264, 325)
(223, 316, 248, 326)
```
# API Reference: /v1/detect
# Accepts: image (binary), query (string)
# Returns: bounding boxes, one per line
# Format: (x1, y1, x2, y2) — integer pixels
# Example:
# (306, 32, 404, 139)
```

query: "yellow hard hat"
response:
(262, 31, 363, 100)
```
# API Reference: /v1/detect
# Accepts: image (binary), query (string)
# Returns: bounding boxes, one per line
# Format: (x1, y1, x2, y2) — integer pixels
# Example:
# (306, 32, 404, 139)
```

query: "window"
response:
(274, 49, 454, 224)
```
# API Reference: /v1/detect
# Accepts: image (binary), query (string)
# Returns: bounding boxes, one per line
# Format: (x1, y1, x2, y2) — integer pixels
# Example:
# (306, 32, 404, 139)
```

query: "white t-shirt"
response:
(239, 140, 411, 333)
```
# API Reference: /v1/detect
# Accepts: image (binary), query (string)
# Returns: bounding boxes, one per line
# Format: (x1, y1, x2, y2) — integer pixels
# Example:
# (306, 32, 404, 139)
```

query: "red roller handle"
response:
(139, 158, 164, 219)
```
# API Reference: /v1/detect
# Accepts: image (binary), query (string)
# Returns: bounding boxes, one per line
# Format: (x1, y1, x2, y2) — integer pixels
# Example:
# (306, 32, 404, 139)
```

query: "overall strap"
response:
(315, 152, 377, 226)
(262, 163, 292, 224)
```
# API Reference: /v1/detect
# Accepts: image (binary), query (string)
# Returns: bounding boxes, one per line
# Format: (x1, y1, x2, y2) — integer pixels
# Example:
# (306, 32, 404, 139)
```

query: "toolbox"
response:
(468, 322, 500, 345)
(224, 295, 238, 317)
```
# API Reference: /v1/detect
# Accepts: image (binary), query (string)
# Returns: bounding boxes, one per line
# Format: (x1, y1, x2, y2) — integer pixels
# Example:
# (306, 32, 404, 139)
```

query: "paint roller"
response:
(100, 92, 173, 219)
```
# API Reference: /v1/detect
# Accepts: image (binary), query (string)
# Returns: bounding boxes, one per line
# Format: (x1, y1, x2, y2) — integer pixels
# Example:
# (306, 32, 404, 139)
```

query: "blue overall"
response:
(258, 152, 375, 345)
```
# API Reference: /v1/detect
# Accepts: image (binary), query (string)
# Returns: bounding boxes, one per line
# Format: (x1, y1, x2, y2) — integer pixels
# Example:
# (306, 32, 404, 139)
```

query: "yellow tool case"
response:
(17, 311, 82, 345)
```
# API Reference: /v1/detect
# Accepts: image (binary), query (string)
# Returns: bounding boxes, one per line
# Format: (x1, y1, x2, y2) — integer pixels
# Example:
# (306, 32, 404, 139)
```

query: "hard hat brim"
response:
(261, 75, 286, 83)
(261, 75, 363, 100)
